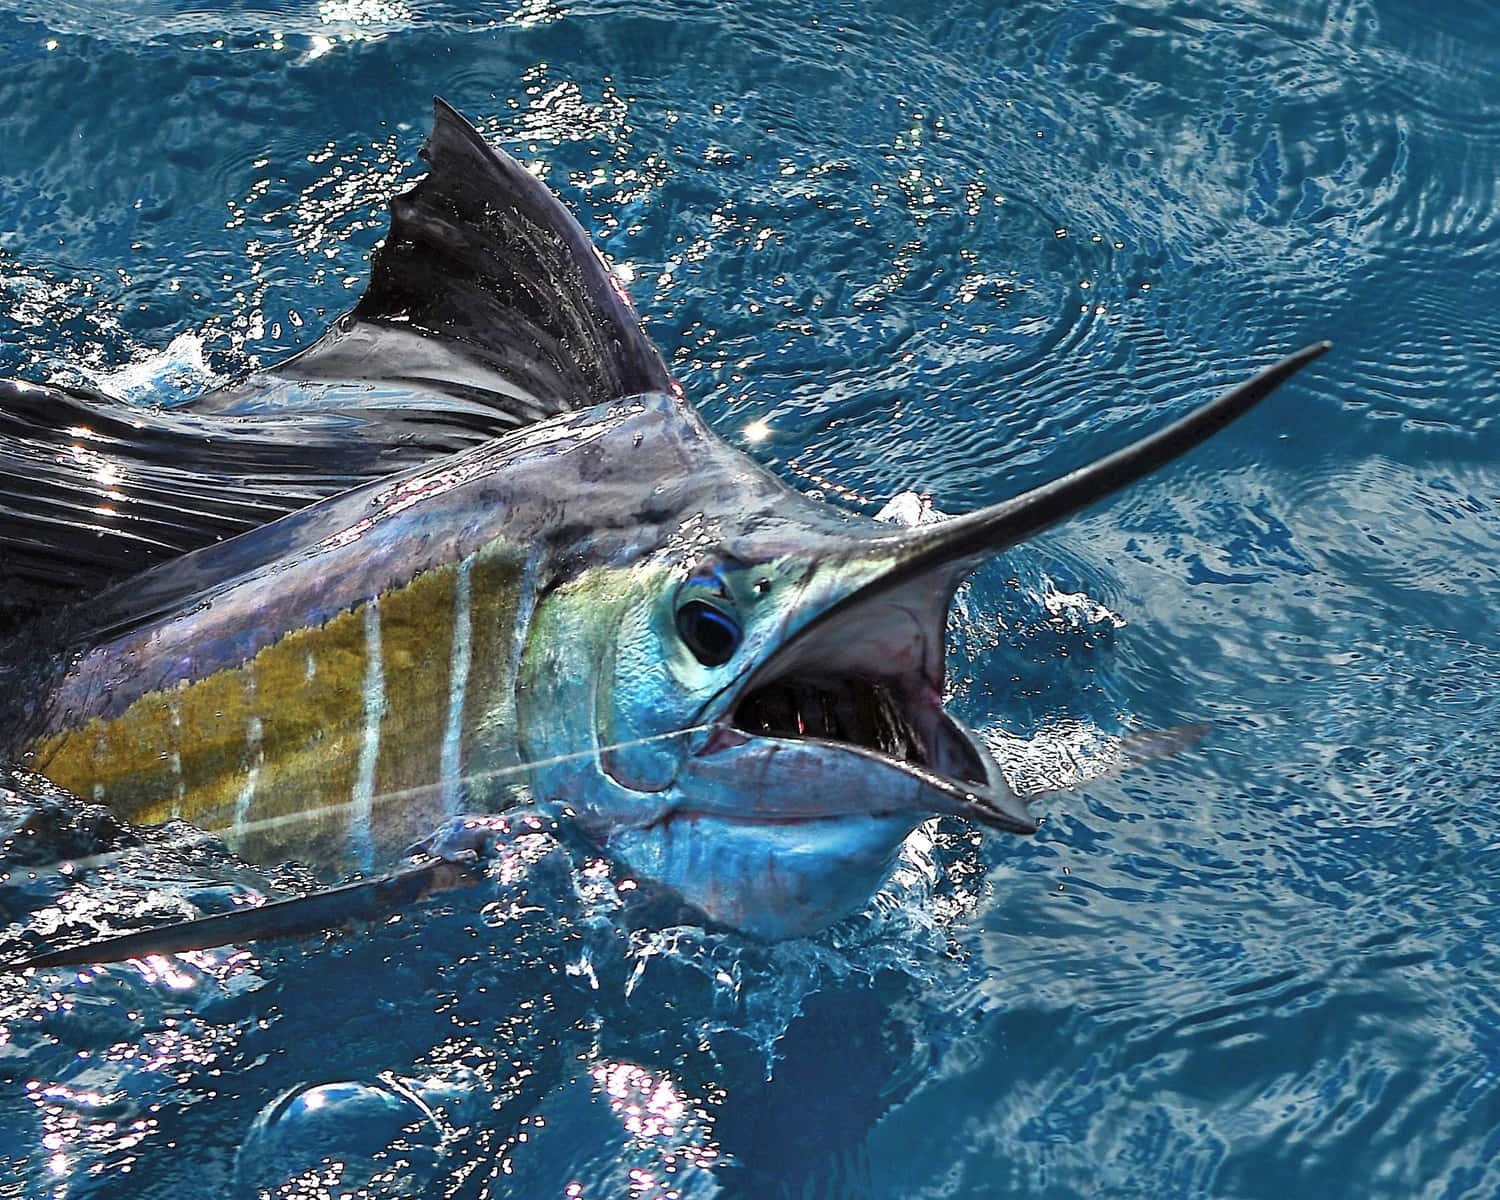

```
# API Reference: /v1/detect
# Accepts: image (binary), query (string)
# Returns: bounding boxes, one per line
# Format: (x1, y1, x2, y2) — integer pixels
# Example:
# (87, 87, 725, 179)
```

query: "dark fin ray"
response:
(190, 97, 674, 425)
(0, 378, 484, 614)
(1, 857, 479, 972)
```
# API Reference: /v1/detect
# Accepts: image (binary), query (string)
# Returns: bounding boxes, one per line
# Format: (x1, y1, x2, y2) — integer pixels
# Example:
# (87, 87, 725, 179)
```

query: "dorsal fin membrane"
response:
(360, 96, 674, 405)
(192, 97, 674, 422)
(0, 378, 449, 610)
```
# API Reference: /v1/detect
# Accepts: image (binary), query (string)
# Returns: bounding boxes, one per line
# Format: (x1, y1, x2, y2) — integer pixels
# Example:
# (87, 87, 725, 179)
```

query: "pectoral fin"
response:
(1, 857, 479, 972)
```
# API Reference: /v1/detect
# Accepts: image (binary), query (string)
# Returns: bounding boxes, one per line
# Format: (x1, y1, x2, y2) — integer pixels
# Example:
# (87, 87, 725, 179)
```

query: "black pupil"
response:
(677, 600, 740, 667)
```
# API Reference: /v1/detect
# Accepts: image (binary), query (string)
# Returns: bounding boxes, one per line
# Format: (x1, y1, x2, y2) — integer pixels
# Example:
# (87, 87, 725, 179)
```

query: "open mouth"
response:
(688, 343, 1337, 840)
(704, 582, 1039, 835)
(717, 663, 1036, 833)
(732, 674, 935, 770)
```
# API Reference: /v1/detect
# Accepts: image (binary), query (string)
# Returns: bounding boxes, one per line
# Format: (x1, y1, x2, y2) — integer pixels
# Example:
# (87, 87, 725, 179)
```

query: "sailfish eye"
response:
(676, 600, 741, 667)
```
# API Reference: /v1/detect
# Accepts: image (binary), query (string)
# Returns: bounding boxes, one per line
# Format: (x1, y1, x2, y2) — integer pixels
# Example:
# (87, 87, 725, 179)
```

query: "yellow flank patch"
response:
(31, 563, 461, 867)
(365, 565, 456, 851)
(459, 546, 527, 804)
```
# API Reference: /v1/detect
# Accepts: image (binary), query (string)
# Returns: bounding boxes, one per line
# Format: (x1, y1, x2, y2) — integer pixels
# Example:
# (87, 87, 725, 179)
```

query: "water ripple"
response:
(3, 0, 1500, 1195)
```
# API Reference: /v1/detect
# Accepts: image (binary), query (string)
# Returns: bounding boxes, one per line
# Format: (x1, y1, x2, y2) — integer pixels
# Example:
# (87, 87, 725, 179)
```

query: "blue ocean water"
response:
(1, 0, 1498, 1196)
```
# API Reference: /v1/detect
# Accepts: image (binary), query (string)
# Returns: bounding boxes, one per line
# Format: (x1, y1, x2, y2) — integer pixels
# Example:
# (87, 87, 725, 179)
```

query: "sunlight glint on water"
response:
(1, 1, 1499, 1196)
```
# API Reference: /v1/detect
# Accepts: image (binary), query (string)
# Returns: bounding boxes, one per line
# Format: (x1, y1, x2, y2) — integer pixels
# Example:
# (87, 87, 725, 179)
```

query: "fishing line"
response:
(208, 722, 718, 847)
(10, 724, 717, 878)
(783, 456, 885, 508)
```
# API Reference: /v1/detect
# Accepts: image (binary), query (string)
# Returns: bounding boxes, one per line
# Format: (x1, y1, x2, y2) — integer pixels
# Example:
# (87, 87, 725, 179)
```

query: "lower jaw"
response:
(605, 811, 919, 941)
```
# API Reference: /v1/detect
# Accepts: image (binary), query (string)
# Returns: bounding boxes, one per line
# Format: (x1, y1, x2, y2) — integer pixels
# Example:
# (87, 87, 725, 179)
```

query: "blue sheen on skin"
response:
(606, 813, 921, 941)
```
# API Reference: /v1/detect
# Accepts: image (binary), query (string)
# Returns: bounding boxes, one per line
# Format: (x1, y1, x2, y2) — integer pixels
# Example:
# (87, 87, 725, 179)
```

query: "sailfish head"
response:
(513, 344, 1328, 939)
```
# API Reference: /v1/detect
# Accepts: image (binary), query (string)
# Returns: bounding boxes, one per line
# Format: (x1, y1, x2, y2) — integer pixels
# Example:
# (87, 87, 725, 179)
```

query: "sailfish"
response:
(0, 100, 1327, 961)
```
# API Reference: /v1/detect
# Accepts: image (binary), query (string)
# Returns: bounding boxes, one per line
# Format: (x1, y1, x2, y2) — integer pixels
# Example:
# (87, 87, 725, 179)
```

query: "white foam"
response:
(93, 332, 218, 404)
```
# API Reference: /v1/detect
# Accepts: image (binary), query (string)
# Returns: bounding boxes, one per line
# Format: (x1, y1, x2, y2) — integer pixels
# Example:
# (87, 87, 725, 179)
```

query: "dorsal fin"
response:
(0, 378, 422, 615)
(0, 99, 676, 613)
(191, 97, 674, 424)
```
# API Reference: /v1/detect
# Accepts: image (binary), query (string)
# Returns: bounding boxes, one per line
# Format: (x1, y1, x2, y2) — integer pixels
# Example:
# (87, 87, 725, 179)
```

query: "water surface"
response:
(2, 1, 1498, 1196)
